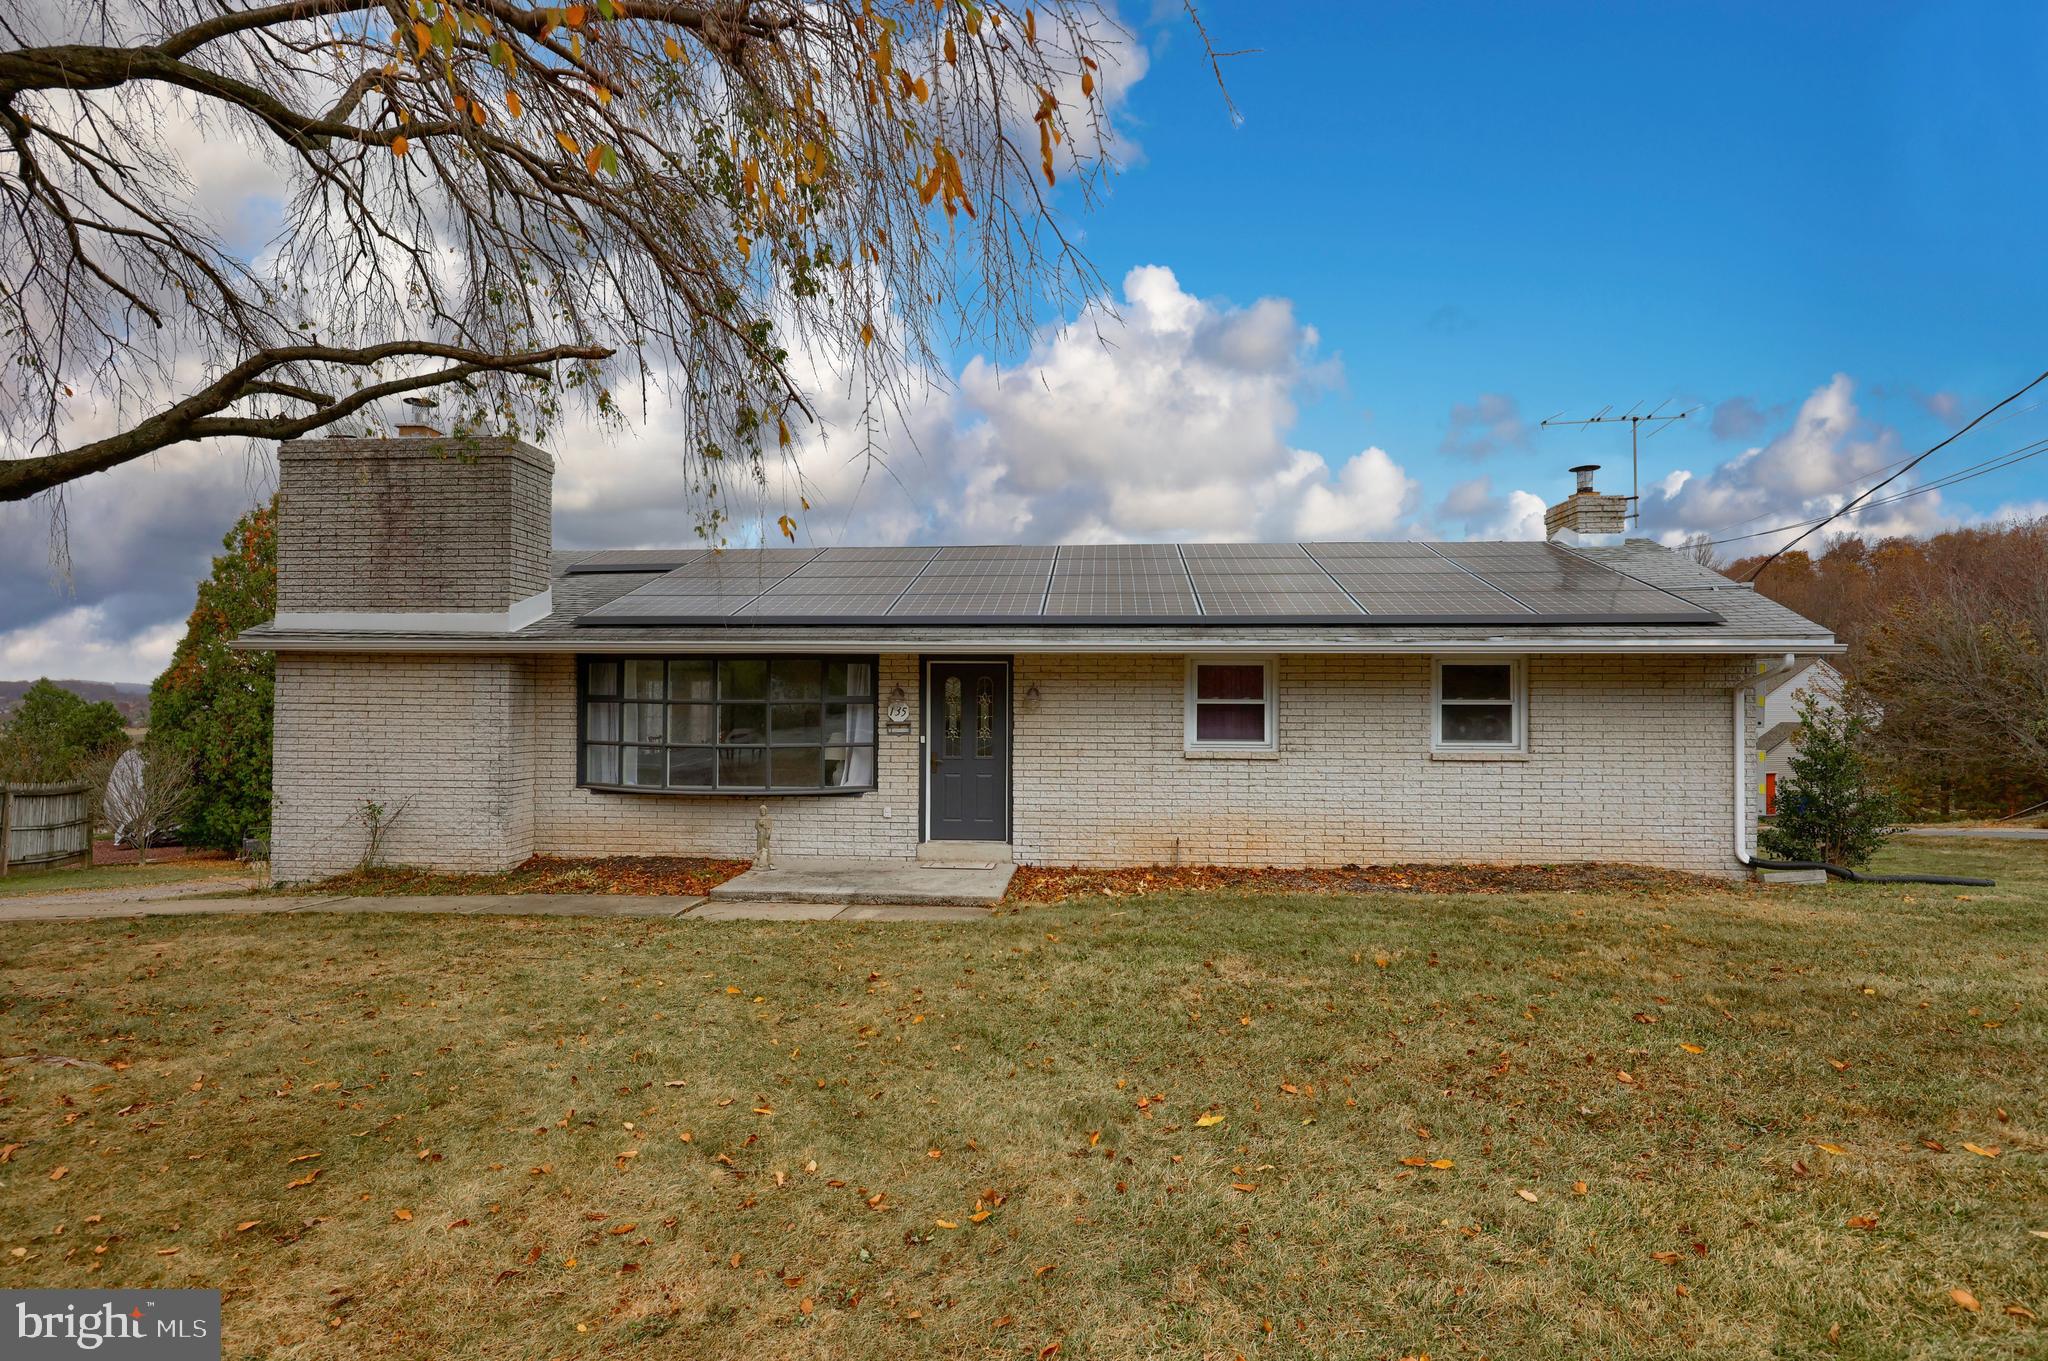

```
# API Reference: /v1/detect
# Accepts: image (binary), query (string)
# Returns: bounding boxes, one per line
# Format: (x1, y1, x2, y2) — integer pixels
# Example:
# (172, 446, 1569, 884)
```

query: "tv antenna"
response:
(1538, 402, 1699, 528)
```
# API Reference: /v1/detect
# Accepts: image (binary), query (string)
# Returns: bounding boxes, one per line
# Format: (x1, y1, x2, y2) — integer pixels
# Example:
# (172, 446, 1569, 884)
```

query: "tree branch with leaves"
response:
(1, 0, 1205, 517)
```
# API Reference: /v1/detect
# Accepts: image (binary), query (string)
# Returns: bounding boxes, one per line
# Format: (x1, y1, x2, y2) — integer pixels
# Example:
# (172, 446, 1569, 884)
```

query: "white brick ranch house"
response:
(236, 437, 1841, 881)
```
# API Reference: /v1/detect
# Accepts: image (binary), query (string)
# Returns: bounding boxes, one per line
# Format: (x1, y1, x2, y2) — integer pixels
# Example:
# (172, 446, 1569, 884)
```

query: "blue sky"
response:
(2, 0, 2043, 681)
(1055, 0, 2047, 534)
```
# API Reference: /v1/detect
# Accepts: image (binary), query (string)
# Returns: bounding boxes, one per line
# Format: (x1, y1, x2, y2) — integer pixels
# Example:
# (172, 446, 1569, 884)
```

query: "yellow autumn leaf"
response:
(1962, 1143, 2000, 1157)
(1679, 1043, 1704, 1054)
(1194, 1113, 1225, 1128)
(393, 1208, 413, 1222)
(776, 514, 797, 542)
(1516, 1188, 1539, 1203)
(935, 1218, 958, 1229)
(1572, 1181, 1589, 1195)
(391, 135, 410, 156)
(235, 1220, 262, 1232)
(1814, 1143, 1849, 1155)
(1951, 1288, 1980, 1312)
(555, 130, 580, 157)
(506, 90, 523, 118)
(860, 322, 874, 347)
(1429, 1159, 1455, 1170)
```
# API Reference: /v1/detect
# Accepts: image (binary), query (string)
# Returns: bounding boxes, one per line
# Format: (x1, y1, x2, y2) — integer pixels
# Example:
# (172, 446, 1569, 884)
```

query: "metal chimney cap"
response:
(1568, 463, 1601, 474)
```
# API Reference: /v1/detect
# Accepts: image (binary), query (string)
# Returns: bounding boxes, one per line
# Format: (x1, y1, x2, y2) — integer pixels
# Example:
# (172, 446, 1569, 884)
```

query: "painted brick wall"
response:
(1010, 653, 1759, 874)
(271, 653, 538, 880)
(529, 653, 923, 861)
(270, 649, 1763, 880)
(277, 437, 552, 613)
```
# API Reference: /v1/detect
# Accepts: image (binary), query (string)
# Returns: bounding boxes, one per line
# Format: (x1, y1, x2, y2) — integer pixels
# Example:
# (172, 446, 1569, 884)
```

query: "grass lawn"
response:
(0, 858, 246, 899)
(1, 838, 2040, 1360)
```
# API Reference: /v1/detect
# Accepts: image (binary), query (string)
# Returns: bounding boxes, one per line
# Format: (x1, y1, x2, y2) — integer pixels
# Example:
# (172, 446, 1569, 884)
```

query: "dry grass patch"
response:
(0, 838, 2040, 1360)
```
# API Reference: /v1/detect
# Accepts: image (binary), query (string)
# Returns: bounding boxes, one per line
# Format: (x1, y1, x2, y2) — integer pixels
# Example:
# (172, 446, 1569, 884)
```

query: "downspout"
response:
(1731, 659, 1995, 887)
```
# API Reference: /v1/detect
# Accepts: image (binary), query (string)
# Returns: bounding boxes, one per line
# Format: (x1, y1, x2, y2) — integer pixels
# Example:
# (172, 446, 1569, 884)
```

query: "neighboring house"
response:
(1756, 659, 1845, 816)
(234, 439, 1841, 880)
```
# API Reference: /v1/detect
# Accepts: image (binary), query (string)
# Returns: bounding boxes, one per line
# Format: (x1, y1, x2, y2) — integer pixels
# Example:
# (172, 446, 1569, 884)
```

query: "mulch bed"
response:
(293, 854, 751, 897)
(1004, 861, 1731, 903)
(91, 842, 234, 867)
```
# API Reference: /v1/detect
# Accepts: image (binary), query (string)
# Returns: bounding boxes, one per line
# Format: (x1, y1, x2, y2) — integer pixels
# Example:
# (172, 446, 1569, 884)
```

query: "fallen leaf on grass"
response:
(1951, 1289, 1980, 1313)
(1515, 1189, 1539, 1203)
(0, 1144, 23, 1163)
(1845, 1215, 1879, 1230)
(1231, 1182, 1258, 1193)
(1572, 1181, 1589, 1195)
(799, 1297, 815, 1315)
(1679, 1044, 1705, 1054)
(1813, 1143, 1849, 1156)
(2003, 1304, 2036, 1321)
(609, 1223, 637, 1235)
(1827, 1059, 1850, 1072)
(1038, 1342, 1060, 1360)
(235, 1221, 262, 1233)
(1034, 1264, 1056, 1278)
(392, 1208, 413, 1222)
(286, 1170, 322, 1189)
(2030, 1230, 2048, 1242)
(1195, 1114, 1226, 1128)
(1616, 1071, 1635, 1085)
(49, 1166, 68, 1182)
(935, 1219, 959, 1229)
(1650, 1251, 1684, 1265)
(286, 1152, 320, 1164)
(1961, 1143, 2000, 1158)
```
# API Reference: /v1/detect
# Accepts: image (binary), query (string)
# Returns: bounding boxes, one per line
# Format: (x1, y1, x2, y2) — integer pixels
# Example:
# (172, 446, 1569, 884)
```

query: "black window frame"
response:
(577, 654, 881, 796)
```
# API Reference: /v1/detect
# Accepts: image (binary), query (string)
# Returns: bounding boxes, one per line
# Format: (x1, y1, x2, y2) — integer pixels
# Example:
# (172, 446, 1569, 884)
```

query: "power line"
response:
(1704, 438, 2048, 548)
(1696, 397, 2045, 539)
(1742, 367, 2048, 580)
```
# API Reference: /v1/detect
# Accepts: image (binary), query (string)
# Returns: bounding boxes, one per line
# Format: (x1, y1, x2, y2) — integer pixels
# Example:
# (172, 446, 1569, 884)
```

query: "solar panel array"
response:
(575, 541, 1719, 626)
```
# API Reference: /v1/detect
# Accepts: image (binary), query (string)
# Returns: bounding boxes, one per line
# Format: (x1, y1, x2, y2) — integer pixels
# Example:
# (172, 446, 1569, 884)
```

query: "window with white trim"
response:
(1433, 659, 1524, 750)
(1185, 658, 1276, 750)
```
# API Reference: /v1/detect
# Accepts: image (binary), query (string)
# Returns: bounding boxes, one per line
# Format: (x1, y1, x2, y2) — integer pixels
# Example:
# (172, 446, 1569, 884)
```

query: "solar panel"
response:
(571, 539, 1719, 625)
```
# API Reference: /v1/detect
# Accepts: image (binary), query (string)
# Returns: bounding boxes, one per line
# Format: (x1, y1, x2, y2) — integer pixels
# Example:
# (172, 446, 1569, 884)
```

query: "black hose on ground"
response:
(1747, 856, 1995, 888)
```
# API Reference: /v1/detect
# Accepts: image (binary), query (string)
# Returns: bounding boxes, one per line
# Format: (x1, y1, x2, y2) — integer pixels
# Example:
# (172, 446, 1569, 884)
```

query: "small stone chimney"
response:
(1543, 464, 1629, 540)
(275, 434, 554, 629)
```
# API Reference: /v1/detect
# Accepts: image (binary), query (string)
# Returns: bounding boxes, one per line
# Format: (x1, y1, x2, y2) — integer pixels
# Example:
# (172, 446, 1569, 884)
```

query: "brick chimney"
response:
(1543, 464, 1629, 541)
(274, 434, 554, 630)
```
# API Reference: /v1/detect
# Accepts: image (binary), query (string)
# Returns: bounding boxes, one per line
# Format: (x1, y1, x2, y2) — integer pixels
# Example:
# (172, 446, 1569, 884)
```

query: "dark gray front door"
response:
(928, 662, 1008, 841)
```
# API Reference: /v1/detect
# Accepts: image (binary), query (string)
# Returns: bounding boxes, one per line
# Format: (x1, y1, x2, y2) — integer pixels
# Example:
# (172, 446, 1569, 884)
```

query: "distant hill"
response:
(0, 678, 152, 726)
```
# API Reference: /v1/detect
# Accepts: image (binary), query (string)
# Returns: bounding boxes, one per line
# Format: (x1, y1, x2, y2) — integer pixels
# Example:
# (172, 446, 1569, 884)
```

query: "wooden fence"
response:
(1, 782, 92, 875)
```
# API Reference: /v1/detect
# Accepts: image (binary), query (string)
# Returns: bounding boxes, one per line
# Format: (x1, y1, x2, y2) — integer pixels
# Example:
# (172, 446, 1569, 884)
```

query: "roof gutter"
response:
(232, 632, 1845, 657)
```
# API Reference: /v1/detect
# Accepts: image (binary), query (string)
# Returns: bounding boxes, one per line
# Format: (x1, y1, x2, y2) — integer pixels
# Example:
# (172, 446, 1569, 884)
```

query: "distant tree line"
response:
(1727, 517, 2048, 819)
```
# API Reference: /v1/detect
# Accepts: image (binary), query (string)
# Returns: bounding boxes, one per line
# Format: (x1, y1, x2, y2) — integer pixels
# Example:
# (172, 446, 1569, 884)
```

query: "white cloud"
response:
(1439, 392, 1531, 460)
(0, 607, 183, 686)
(665, 264, 1422, 547)
(1433, 474, 1545, 541)
(1644, 373, 1955, 550)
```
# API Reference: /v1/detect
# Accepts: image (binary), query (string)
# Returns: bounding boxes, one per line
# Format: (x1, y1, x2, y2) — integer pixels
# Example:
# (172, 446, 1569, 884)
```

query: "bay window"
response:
(580, 656, 878, 793)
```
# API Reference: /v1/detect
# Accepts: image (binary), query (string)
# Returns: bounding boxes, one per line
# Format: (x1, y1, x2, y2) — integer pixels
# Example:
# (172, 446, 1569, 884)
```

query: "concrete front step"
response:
(916, 840, 1014, 867)
(708, 855, 1014, 906)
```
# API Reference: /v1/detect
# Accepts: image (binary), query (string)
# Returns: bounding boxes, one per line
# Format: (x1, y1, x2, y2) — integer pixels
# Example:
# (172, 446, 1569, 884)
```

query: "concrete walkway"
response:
(0, 889, 992, 924)
(1900, 825, 2048, 841)
(709, 855, 1015, 906)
